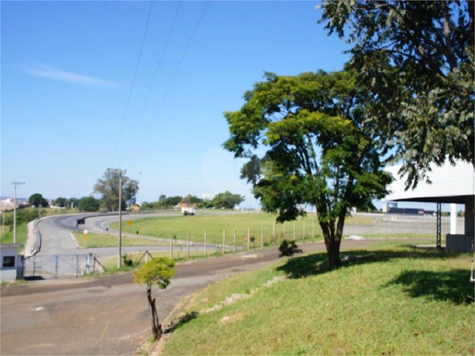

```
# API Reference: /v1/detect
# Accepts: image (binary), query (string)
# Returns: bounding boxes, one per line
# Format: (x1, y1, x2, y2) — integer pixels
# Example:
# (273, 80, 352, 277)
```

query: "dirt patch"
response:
(219, 312, 244, 324)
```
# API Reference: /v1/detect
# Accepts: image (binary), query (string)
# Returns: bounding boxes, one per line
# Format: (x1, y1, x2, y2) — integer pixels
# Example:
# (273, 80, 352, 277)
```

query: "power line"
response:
(110, 0, 154, 166)
(119, 1, 183, 167)
(128, 1, 210, 169)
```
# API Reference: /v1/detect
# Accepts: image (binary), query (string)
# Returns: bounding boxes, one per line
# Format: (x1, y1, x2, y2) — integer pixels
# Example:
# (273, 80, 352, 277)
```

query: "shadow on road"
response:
(23, 276, 46, 281)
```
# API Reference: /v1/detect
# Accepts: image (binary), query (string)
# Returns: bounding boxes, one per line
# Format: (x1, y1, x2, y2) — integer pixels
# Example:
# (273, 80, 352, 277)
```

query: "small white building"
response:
(0, 244, 24, 280)
(384, 160, 474, 252)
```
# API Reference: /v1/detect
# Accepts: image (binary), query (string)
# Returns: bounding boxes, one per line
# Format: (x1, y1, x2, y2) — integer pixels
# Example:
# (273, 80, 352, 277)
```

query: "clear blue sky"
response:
(2, 0, 353, 207)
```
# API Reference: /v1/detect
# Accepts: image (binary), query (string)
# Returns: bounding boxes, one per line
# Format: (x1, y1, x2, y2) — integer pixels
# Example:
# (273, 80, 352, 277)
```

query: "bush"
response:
(122, 254, 136, 267)
(278, 239, 302, 258)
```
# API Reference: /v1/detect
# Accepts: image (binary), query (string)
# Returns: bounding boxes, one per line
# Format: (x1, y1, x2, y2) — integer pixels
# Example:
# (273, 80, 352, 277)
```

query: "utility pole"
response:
(12, 181, 25, 244)
(108, 169, 125, 268)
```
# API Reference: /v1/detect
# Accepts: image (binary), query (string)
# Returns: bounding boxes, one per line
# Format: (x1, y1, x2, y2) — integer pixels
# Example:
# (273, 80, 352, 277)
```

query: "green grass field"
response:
(0, 222, 28, 245)
(110, 212, 376, 247)
(71, 231, 168, 248)
(163, 242, 474, 355)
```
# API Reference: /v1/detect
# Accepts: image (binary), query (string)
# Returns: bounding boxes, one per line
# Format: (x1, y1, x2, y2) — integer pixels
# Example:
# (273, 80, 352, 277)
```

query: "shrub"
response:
(278, 239, 302, 258)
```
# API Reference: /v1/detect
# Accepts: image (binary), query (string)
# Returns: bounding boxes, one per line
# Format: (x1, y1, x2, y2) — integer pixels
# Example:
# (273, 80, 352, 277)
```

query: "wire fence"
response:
(143, 219, 321, 261)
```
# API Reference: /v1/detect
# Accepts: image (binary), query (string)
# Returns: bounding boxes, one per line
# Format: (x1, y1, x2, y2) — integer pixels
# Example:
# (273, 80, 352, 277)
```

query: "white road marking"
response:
(69, 233, 80, 248)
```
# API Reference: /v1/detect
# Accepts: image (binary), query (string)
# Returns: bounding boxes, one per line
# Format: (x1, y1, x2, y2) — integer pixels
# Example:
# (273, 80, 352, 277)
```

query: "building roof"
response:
(0, 243, 21, 249)
(384, 160, 474, 204)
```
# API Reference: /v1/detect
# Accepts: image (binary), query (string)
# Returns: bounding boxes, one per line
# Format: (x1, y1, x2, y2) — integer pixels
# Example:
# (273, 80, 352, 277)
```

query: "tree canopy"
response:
(210, 191, 245, 209)
(224, 70, 392, 267)
(320, 0, 474, 188)
(28, 193, 49, 208)
(78, 196, 100, 212)
(181, 194, 204, 205)
(133, 257, 175, 340)
(54, 197, 68, 208)
(93, 170, 139, 211)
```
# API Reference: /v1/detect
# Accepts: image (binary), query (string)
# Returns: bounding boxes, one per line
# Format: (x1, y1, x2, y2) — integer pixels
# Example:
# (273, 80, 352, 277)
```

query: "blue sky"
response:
(1, 0, 446, 212)
(2, 0, 352, 206)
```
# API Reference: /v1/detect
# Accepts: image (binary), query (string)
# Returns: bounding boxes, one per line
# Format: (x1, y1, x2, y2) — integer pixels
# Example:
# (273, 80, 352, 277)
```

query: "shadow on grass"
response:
(166, 311, 199, 333)
(277, 244, 464, 279)
(276, 246, 472, 304)
(386, 269, 474, 305)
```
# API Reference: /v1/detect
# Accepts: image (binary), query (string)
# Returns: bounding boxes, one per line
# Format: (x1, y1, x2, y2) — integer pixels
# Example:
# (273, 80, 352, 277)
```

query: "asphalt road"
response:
(28, 210, 461, 279)
(1, 238, 412, 355)
(3, 210, 458, 355)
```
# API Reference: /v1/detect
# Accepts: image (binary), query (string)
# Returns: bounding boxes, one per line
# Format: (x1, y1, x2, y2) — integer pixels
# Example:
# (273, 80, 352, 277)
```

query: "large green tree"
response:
(54, 197, 68, 208)
(78, 196, 100, 212)
(93, 170, 139, 211)
(320, 0, 474, 188)
(28, 193, 49, 208)
(162, 196, 182, 208)
(224, 71, 392, 268)
(211, 191, 245, 209)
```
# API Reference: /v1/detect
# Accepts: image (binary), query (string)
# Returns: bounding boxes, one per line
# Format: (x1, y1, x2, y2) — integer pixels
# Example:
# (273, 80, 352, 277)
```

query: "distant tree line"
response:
(52, 196, 101, 212)
(141, 191, 245, 211)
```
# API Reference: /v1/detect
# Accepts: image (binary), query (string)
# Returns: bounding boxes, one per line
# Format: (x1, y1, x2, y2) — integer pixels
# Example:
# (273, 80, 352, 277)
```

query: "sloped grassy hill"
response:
(163, 242, 474, 355)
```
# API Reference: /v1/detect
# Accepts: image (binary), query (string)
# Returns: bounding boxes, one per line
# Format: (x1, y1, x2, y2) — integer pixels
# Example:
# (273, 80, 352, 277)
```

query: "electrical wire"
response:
(110, 0, 154, 167)
(128, 1, 210, 169)
(119, 1, 183, 167)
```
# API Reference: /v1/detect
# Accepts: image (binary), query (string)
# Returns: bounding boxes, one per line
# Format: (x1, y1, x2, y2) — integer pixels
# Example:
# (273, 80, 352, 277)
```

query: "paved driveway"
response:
(1, 239, 403, 355)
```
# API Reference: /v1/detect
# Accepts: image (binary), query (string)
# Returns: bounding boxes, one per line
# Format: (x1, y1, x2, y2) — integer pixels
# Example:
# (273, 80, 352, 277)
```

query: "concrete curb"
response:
(24, 221, 36, 257)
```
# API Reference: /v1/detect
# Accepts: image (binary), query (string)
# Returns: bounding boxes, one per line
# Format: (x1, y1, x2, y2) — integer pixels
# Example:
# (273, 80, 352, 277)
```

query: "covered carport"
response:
(384, 161, 474, 252)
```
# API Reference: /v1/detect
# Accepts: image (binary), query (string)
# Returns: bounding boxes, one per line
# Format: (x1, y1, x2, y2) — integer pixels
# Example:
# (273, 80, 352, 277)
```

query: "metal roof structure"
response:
(384, 160, 474, 204)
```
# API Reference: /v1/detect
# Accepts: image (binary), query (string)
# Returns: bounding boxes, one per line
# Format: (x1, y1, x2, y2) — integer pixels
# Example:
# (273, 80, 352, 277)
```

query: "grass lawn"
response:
(71, 231, 168, 248)
(0, 222, 28, 245)
(110, 212, 376, 246)
(163, 242, 474, 355)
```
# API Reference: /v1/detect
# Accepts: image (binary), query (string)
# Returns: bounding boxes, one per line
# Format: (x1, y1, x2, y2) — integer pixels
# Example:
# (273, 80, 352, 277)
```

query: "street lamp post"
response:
(12, 181, 25, 244)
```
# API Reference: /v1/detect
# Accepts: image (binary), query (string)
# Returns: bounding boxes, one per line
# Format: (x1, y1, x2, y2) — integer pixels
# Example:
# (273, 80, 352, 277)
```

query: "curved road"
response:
(2, 211, 457, 355)
(1, 238, 416, 355)
(32, 210, 459, 273)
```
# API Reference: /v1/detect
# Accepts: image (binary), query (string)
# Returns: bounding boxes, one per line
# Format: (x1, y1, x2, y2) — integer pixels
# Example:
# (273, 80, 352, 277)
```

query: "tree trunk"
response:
(147, 285, 162, 340)
(320, 220, 342, 269)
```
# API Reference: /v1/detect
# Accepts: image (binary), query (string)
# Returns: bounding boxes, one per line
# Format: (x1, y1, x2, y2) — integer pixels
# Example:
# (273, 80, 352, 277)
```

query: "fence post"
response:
(261, 225, 263, 249)
(55, 255, 59, 279)
(170, 235, 173, 259)
(247, 227, 250, 250)
(187, 232, 190, 259)
(303, 220, 306, 240)
(204, 230, 207, 256)
(233, 228, 236, 251)
(293, 221, 296, 241)
(222, 229, 226, 254)
(312, 218, 315, 239)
